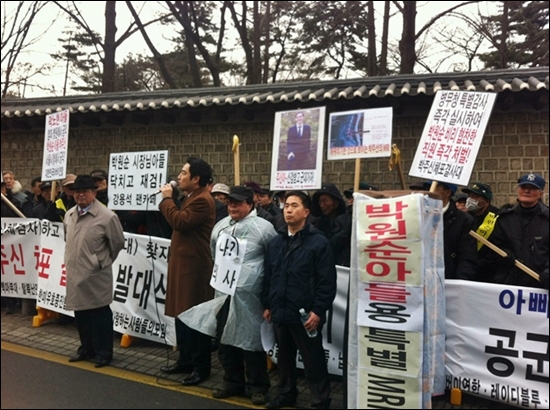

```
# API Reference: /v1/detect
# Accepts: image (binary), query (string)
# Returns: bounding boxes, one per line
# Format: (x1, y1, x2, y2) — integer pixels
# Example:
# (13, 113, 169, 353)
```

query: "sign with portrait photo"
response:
(270, 107, 326, 191)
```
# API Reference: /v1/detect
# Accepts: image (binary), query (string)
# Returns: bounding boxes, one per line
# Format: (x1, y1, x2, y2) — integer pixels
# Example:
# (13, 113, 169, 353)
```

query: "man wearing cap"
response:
(428, 181, 478, 280)
(54, 174, 77, 221)
(311, 183, 347, 240)
(210, 182, 230, 223)
(30, 181, 56, 220)
(258, 187, 282, 218)
(243, 181, 275, 225)
(454, 193, 468, 212)
(64, 175, 125, 368)
(461, 182, 501, 282)
(90, 169, 109, 206)
(181, 185, 276, 405)
(483, 173, 548, 289)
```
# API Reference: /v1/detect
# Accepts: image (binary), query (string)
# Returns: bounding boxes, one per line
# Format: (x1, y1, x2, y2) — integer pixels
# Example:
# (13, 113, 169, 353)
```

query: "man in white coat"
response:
(63, 175, 125, 368)
(180, 185, 277, 405)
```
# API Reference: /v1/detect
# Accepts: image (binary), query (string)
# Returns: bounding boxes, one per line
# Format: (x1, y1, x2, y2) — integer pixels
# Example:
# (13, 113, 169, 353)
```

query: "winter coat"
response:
(487, 202, 549, 289)
(329, 207, 353, 267)
(64, 199, 125, 311)
(262, 223, 336, 325)
(179, 209, 277, 351)
(443, 200, 478, 280)
(159, 186, 215, 317)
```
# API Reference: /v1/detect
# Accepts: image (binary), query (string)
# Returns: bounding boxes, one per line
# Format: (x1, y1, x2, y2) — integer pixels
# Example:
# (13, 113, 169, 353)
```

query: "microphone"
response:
(155, 180, 177, 195)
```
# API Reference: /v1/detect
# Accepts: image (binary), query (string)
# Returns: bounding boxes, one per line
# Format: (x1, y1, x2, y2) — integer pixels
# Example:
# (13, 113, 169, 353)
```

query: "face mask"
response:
(466, 197, 480, 211)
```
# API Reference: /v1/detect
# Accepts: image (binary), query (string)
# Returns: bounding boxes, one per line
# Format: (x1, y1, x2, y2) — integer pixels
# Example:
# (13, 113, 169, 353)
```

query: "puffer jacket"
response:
(262, 223, 336, 325)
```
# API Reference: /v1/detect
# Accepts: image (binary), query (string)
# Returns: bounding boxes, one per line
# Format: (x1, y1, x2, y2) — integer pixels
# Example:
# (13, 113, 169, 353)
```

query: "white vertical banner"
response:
(409, 90, 496, 186)
(349, 192, 446, 409)
(108, 150, 169, 211)
(42, 109, 69, 181)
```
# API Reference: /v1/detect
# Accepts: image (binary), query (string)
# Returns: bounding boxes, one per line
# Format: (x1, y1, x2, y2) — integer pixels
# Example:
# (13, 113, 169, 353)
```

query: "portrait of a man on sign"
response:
(270, 107, 325, 191)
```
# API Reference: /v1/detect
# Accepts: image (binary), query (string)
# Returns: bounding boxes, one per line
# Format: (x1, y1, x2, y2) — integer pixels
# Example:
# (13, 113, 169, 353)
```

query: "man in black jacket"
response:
(425, 181, 478, 280)
(262, 191, 336, 409)
(485, 173, 548, 289)
(461, 182, 501, 282)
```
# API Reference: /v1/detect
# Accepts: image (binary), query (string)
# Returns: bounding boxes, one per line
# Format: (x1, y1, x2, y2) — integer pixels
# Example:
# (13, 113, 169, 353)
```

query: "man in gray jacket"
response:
(63, 175, 125, 368)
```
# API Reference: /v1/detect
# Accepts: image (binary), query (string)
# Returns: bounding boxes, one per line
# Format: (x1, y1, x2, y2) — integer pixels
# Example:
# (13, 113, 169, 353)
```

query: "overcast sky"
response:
(3, 1, 496, 98)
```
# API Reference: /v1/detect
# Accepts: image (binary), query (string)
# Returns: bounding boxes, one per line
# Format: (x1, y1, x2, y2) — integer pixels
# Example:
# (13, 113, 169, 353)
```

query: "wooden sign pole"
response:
(354, 158, 361, 192)
(232, 135, 240, 186)
(469, 230, 539, 281)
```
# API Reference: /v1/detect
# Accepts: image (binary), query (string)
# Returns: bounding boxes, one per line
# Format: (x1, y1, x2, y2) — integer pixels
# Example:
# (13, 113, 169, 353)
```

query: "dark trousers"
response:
(74, 305, 113, 361)
(273, 322, 330, 406)
(218, 343, 270, 395)
(175, 318, 211, 377)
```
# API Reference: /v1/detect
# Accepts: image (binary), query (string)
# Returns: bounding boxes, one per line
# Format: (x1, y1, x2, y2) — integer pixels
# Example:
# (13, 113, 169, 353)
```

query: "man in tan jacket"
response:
(64, 175, 125, 368)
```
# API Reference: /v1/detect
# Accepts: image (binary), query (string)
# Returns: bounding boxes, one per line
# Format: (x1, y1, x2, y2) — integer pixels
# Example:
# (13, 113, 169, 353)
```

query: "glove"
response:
(500, 248, 516, 268)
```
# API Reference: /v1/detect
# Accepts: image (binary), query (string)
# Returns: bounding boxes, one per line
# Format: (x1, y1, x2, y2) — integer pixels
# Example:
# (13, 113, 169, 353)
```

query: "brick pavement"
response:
(1, 307, 517, 409)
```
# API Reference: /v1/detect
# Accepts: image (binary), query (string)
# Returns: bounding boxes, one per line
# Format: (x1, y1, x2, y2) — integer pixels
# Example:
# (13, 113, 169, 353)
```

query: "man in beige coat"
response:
(64, 175, 125, 368)
(158, 156, 216, 386)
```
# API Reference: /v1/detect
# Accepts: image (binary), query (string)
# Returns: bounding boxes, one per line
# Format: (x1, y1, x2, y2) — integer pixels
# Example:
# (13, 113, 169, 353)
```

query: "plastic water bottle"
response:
(299, 308, 317, 338)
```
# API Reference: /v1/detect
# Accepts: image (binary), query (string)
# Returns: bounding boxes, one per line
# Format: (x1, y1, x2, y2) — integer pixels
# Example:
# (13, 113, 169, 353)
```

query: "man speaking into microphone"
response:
(157, 156, 216, 386)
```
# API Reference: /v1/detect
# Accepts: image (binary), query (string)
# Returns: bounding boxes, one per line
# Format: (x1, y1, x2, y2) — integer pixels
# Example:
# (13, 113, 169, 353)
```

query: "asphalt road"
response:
(1, 348, 245, 409)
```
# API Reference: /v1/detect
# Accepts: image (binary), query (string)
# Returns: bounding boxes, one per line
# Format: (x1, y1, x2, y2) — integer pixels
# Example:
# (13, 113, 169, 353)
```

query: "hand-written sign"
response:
(210, 233, 248, 296)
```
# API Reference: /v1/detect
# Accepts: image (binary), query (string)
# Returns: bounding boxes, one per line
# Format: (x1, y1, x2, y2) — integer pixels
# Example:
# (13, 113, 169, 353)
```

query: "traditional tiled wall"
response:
(2, 111, 548, 206)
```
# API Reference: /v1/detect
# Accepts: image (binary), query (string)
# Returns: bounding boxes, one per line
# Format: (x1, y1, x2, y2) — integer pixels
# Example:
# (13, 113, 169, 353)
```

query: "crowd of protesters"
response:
(1, 164, 548, 408)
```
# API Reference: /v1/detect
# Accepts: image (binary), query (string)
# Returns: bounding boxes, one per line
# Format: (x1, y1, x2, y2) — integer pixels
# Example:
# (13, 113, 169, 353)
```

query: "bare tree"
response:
(1, 1, 53, 98)
(392, 1, 481, 74)
(163, 1, 227, 87)
(53, 1, 169, 93)
(125, 1, 176, 89)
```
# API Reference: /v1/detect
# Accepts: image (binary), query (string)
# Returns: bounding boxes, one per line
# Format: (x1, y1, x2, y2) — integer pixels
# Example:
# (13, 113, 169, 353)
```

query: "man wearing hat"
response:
(311, 183, 347, 239)
(54, 174, 77, 221)
(483, 173, 548, 289)
(461, 182, 501, 281)
(258, 187, 282, 218)
(427, 181, 478, 280)
(211, 182, 230, 203)
(454, 193, 468, 212)
(181, 185, 276, 405)
(90, 169, 109, 205)
(64, 175, 125, 368)
(243, 181, 275, 224)
(30, 181, 56, 220)
(209, 182, 230, 223)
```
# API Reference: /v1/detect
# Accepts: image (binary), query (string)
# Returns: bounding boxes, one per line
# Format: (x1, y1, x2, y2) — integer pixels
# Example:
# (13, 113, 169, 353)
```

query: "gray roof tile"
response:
(1, 67, 548, 119)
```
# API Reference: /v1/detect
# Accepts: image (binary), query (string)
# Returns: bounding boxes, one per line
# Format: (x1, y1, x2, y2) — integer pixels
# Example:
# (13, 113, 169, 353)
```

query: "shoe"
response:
(251, 392, 268, 405)
(68, 352, 94, 362)
(160, 363, 193, 374)
(212, 388, 244, 399)
(181, 371, 209, 386)
(94, 358, 111, 368)
(265, 396, 296, 409)
(312, 398, 331, 409)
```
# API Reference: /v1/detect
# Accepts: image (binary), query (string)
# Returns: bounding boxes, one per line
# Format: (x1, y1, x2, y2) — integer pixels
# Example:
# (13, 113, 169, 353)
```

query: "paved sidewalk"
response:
(1, 308, 515, 409)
